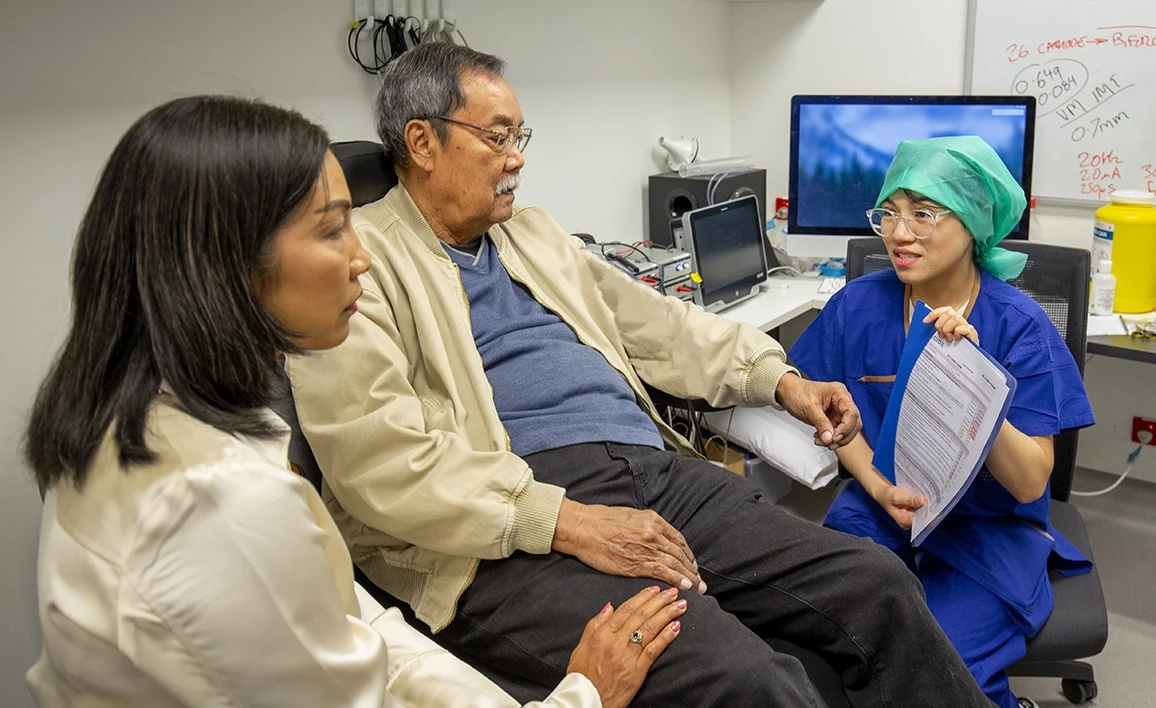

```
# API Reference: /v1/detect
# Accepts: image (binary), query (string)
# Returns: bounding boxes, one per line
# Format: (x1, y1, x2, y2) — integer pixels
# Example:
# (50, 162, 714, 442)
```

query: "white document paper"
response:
(1086, 315, 1128, 337)
(893, 335, 1014, 544)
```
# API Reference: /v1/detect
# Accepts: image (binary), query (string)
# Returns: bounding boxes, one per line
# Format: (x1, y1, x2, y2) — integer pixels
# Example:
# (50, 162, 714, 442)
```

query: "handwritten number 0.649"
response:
(1007, 43, 1030, 62)
(1038, 65, 1063, 88)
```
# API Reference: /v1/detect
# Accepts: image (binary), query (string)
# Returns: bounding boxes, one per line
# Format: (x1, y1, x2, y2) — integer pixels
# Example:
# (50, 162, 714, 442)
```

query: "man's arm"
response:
(576, 244, 792, 409)
(286, 282, 563, 560)
(575, 242, 860, 447)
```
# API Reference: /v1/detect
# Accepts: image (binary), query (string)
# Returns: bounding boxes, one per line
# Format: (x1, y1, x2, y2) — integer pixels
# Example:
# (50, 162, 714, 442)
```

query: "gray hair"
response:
(375, 42, 506, 171)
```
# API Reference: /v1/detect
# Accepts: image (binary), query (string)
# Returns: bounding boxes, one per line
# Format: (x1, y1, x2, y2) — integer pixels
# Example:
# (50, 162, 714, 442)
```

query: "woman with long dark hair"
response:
(24, 95, 683, 708)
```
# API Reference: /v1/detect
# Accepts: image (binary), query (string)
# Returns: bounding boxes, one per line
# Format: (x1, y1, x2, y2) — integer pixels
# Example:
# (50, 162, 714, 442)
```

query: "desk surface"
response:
(720, 275, 1155, 366)
(720, 276, 830, 332)
(1087, 335, 1156, 365)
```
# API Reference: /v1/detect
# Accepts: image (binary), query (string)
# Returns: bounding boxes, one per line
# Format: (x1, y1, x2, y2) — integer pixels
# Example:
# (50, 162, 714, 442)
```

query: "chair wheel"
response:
(1061, 678, 1097, 704)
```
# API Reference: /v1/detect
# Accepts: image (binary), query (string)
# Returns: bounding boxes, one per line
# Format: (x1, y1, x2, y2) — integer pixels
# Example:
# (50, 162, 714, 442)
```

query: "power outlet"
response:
(1132, 416, 1156, 445)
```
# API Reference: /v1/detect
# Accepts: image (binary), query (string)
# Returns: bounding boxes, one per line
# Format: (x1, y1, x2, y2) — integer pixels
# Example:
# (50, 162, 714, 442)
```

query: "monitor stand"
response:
(783, 233, 856, 261)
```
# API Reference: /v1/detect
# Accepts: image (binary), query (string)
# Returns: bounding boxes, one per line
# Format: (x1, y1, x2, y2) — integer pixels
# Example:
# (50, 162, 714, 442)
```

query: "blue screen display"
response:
(792, 100, 1030, 232)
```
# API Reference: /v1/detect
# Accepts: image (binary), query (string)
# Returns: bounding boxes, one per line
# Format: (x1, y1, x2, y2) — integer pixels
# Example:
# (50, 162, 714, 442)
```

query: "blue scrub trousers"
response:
(827, 481, 1027, 708)
(921, 555, 1026, 708)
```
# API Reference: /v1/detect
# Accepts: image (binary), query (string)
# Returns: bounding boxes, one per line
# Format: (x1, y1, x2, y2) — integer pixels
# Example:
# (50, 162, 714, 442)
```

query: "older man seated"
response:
(286, 42, 992, 708)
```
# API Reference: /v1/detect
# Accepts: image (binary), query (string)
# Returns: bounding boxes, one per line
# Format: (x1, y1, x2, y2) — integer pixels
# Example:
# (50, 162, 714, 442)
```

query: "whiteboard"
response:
(967, 0, 1156, 204)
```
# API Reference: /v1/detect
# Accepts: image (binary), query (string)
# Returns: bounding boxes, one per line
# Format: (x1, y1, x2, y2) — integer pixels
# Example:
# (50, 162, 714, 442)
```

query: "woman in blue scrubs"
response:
(789, 136, 1095, 708)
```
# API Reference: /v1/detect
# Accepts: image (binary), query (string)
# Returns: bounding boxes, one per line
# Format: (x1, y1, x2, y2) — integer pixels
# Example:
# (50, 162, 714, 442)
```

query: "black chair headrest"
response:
(331, 141, 398, 208)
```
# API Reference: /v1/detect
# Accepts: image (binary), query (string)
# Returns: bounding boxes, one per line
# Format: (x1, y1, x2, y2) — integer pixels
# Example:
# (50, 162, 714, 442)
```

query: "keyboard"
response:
(817, 276, 845, 295)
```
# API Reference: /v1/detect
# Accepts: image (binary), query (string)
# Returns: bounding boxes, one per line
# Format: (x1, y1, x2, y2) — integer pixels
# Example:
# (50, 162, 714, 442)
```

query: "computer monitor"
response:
(678, 195, 768, 312)
(787, 95, 1036, 256)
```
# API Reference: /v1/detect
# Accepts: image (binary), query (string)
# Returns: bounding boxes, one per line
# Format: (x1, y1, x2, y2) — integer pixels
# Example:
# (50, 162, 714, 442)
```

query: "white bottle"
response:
(1090, 259, 1116, 315)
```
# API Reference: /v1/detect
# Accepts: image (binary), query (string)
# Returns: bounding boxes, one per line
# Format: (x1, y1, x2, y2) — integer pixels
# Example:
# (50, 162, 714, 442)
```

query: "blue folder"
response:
(872, 301, 1017, 546)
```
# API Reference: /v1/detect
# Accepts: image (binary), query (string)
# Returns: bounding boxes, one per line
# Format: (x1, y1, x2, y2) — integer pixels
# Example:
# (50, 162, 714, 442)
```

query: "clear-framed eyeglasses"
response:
(865, 207, 953, 240)
(432, 116, 533, 154)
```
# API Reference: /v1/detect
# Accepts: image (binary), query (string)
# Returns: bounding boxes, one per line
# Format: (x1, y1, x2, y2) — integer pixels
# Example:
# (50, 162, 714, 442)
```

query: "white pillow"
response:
(703, 406, 838, 490)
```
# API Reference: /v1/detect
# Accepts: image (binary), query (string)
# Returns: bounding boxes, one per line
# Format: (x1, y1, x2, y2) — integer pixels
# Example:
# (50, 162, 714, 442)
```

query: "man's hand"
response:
(774, 372, 862, 450)
(552, 499, 707, 594)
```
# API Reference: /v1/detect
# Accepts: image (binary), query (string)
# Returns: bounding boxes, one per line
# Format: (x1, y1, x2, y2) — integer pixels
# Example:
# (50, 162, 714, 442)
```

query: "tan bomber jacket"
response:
(285, 185, 797, 632)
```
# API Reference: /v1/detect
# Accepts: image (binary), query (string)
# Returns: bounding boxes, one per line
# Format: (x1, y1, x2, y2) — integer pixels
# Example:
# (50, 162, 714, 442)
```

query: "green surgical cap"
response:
(876, 136, 1028, 280)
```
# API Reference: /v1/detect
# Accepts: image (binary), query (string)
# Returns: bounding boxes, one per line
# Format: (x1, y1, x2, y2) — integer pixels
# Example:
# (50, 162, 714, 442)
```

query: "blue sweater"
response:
(443, 236, 663, 457)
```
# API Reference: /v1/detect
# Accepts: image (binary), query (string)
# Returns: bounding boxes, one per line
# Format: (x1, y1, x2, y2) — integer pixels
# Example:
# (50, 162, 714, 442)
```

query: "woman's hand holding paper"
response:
(924, 306, 979, 346)
(867, 479, 928, 531)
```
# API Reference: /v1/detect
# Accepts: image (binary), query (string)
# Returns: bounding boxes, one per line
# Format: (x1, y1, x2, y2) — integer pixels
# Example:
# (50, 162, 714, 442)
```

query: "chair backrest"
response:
(844, 238, 1092, 501)
(267, 363, 325, 492)
(268, 141, 399, 493)
(331, 140, 397, 207)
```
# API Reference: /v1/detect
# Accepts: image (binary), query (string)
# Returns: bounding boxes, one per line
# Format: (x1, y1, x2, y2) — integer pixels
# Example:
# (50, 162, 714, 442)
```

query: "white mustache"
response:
(495, 173, 521, 196)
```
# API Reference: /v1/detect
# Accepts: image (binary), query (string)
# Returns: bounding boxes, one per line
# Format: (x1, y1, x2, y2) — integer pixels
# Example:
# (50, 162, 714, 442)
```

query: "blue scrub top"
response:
(790, 269, 1095, 633)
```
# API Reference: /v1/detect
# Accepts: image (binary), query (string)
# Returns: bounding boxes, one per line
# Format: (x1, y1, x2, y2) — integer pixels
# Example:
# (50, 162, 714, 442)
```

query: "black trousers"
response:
(402, 443, 991, 708)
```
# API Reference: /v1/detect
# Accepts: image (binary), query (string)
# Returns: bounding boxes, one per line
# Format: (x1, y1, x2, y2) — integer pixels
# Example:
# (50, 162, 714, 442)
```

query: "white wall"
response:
(729, 0, 1156, 487)
(0, 1, 730, 703)
(729, 0, 969, 197)
(458, 1, 733, 241)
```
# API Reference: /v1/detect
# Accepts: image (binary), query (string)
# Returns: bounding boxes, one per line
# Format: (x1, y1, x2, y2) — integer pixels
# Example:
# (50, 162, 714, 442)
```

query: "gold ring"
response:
(629, 630, 644, 645)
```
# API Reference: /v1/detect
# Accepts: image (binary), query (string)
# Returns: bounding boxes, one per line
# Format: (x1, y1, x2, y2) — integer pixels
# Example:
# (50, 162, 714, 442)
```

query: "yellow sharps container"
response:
(1092, 190, 1156, 313)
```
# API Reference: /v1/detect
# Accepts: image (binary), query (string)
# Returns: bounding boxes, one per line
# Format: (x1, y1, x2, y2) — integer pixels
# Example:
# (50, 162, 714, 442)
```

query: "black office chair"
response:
(331, 140, 398, 203)
(845, 237, 1108, 705)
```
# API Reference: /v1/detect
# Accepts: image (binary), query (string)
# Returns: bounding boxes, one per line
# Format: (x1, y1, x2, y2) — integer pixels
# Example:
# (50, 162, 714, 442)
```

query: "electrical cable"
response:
(701, 408, 739, 466)
(347, 19, 388, 74)
(374, 16, 394, 66)
(403, 16, 423, 47)
(692, 408, 712, 455)
(347, 12, 470, 75)
(601, 242, 651, 261)
(421, 19, 451, 44)
(706, 170, 736, 206)
(604, 252, 640, 274)
(383, 15, 406, 60)
(436, 19, 468, 46)
(706, 172, 723, 205)
(1070, 439, 1147, 497)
